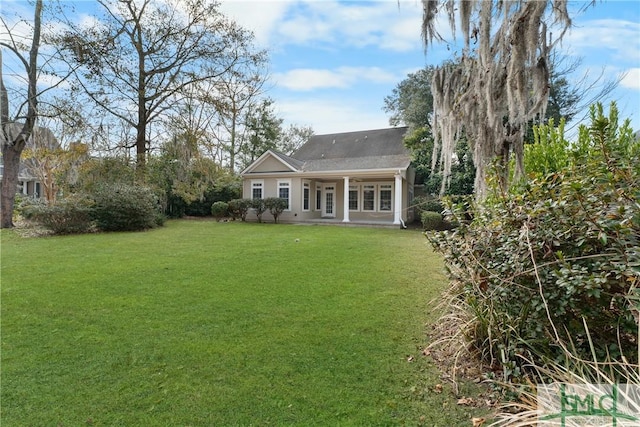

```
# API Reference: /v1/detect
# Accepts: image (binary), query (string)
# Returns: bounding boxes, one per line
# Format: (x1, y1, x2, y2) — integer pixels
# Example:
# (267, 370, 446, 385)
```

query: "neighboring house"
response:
(0, 163, 41, 198)
(241, 127, 415, 226)
(0, 123, 59, 199)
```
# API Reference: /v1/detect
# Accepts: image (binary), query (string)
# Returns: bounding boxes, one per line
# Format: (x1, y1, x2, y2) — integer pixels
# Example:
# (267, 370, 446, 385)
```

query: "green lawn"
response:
(1, 220, 484, 426)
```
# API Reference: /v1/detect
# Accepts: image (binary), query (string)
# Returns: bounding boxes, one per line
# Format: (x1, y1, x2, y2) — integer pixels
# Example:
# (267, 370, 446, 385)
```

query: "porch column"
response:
(393, 173, 402, 225)
(342, 176, 350, 222)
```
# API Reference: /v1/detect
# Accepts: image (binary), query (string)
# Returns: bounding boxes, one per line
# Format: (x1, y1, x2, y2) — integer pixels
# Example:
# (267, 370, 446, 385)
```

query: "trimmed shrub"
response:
(420, 211, 444, 231)
(264, 197, 288, 223)
(21, 195, 94, 234)
(251, 198, 266, 223)
(91, 184, 162, 232)
(228, 198, 251, 221)
(211, 201, 229, 220)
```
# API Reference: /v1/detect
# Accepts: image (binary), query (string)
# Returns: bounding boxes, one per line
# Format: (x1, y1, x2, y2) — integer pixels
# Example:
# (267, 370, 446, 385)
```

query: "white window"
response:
(362, 184, 375, 211)
(379, 184, 392, 211)
(251, 180, 263, 200)
(302, 181, 310, 211)
(278, 180, 291, 210)
(316, 185, 322, 211)
(348, 185, 359, 211)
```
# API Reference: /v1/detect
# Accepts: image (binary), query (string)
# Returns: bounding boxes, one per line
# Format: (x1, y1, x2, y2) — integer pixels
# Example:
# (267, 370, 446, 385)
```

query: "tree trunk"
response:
(1, 144, 23, 227)
(0, 0, 42, 228)
(135, 121, 147, 180)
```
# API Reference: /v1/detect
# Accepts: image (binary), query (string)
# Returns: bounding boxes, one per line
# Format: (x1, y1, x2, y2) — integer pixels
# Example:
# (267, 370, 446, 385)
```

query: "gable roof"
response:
(242, 126, 411, 176)
(241, 149, 304, 174)
(292, 127, 409, 161)
(292, 126, 410, 173)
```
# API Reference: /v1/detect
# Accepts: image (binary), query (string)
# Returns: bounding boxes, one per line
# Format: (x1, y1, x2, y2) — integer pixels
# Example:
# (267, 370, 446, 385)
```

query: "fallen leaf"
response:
(457, 397, 474, 406)
(433, 383, 443, 393)
(471, 417, 485, 427)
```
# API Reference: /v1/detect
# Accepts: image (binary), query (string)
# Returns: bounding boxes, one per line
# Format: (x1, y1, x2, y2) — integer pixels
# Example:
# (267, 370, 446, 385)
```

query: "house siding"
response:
(242, 175, 413, 224)
(240, 128, 414, 226)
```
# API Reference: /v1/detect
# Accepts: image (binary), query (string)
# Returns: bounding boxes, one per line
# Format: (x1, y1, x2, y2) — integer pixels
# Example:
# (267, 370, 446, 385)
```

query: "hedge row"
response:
(20, 184, 164, 234)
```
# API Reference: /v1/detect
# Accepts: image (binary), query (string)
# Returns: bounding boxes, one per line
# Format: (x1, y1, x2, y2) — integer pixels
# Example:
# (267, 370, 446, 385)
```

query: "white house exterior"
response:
(241, 127, 415, 226)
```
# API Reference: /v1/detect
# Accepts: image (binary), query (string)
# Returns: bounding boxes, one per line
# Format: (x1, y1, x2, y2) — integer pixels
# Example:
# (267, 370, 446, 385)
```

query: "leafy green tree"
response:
(75, 157, 136, 194)
(382, 66, 434, 130)
(240, 98, 283, 169)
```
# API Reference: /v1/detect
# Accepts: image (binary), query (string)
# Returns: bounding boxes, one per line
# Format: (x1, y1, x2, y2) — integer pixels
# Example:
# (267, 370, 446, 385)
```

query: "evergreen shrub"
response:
(91, 184, 162, 232)
(427, 103, 640, 377)
(228, 198, 252, 221)
(211, 201, 229, 219)
(21, 195, 94, 235)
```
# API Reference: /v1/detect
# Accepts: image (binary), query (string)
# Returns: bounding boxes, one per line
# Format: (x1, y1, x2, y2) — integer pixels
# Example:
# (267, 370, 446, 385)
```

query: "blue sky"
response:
(2, 0, 639, 136)
(219, 0, 640, 135)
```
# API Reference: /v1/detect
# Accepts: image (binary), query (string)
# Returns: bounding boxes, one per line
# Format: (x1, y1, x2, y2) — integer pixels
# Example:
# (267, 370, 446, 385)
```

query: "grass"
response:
(1, 220, 486, 426)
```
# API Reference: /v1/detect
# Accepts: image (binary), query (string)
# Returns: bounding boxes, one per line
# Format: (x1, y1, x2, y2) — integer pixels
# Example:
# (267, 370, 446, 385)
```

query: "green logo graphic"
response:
(538, 383, 640, 426)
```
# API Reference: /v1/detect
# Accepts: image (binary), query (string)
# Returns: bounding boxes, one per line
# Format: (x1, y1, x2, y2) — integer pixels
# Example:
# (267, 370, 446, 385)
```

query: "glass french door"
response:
(322, 184, 335, 217)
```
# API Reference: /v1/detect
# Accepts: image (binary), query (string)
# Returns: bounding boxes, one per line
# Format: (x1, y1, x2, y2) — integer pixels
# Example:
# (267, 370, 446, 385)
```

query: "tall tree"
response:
(279, 124, 314, 156)
(0, 0, 43, 228)
(206, 53, 268, 172)
(382, 66, 435, 130)
(56, 0, 260, 177)
(421, 0, 573, 198)
(240, 98, 283, 170)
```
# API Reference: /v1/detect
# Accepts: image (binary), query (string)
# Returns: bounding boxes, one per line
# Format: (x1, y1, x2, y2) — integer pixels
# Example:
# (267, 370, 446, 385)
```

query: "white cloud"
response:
(565, 19, 640, 64)
(273, 66, 398, 91)
(275, 97, 390, 134)
(220, 0, 423, 52)
(620, 68, 640, 90)
(218, 0, 290, 47)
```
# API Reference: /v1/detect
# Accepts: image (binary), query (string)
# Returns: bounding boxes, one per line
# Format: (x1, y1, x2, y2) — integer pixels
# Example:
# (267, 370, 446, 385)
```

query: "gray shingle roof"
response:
(270, 151, 305, 170)
(291, 127, 410, 172)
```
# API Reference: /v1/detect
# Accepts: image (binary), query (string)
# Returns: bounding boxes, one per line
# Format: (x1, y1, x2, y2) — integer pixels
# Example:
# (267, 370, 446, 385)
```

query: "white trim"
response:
(251, 179, 264, 200)
(362, 184, 376, 212)
(342, 177, 350, 223)
(348, 185, 360, 212)
(277, 179, 292, 210)
(302, 180, 311, 212)
(322, 183, 336, 218)
(378, 183, 393, 212)
(315, 184, 322, 211)
(240, 150, 299, 175)
(393, 173, 402, 225)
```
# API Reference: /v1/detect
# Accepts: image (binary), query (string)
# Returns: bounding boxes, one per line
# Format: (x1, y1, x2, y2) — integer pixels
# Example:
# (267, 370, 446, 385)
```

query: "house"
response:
(0, 163, 41, 198)
(241, 126, 415, 226)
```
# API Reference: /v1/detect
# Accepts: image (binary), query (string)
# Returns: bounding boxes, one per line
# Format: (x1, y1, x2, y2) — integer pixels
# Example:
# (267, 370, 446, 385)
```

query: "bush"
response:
(264, 197, 288, 223)
(251, 198, 266, 223)
(20, 196, 94, 235)
(413, 196, 444, 216)
(183, 179, 242, 217)
(17, 196, 46, 221)
(427, 103, 640, 379)
(211, 201, 229, 220)
(228, 198, 252, 221)
(91, 184, 163, 232)
(420, 211, 444, 231)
